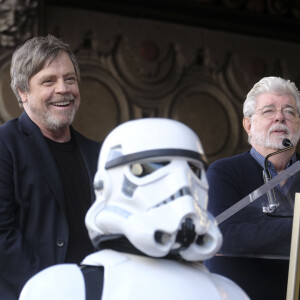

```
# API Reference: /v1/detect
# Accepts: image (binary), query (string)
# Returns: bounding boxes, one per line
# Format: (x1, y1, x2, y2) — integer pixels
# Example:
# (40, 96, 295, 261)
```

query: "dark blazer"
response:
(0, 112, 100, 299)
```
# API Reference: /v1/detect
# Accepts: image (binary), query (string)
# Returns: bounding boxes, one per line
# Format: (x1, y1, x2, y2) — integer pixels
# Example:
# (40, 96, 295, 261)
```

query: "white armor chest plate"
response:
(82, 249, 249, 300)
(20, 249, 249, 300)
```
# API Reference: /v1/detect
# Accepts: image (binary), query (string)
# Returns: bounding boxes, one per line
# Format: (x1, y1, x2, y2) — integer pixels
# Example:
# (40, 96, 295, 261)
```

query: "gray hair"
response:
(243, 76, 300, 118)
(10, 34, 80, 107)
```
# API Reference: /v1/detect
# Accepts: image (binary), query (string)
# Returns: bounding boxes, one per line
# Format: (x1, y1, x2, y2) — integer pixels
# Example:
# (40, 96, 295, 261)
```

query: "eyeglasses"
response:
(255, 105, 299, 121)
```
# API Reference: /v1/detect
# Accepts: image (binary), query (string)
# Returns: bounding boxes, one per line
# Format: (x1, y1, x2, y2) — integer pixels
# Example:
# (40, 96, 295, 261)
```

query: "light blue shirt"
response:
(250, 147, 296, 178)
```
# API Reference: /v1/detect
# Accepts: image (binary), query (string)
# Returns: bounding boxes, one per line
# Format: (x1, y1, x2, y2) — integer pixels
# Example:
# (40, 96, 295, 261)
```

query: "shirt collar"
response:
(250, 147, 296, 177)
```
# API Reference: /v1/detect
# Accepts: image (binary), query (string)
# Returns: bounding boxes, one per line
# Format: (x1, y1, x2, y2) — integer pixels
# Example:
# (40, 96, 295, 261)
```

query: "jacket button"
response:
(56, 240, 65, 247)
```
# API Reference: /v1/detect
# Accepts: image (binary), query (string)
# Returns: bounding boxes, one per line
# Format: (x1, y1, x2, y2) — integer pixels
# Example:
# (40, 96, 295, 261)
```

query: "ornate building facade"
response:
(1, 0, 300, 163)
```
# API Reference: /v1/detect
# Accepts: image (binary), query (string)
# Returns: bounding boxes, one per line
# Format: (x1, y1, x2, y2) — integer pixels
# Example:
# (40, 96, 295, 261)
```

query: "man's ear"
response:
(243, 117, 252, 135)
(17, 89, 28, 104)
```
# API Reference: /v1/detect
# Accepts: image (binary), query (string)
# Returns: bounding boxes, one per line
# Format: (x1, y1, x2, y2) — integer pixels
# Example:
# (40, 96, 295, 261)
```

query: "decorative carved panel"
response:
(0, 51, 22, 124)
(0, 0, 40, 124)
(73, 56, 131, 142)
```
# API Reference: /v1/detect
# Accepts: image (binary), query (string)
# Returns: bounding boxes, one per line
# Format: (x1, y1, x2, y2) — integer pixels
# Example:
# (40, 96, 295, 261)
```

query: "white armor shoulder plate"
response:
(19, 264, 85, 300)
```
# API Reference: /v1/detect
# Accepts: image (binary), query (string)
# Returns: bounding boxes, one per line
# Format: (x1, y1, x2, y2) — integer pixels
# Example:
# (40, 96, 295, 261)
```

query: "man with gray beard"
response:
(204, 76, 300, 300)
(0, 35, 100, 300)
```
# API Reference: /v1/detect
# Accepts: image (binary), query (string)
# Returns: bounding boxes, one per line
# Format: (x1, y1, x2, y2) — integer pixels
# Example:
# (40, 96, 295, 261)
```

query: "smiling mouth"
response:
(51, 100, 73, 107)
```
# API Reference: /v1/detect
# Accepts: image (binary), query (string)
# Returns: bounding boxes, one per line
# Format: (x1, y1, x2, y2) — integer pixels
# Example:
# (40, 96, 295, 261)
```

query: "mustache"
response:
(49, 95, 75, 104)
(268, 124, 289, 135)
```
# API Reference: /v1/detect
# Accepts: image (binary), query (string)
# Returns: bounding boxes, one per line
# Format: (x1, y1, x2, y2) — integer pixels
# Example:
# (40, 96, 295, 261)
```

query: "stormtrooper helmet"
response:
(86, 118, 222, 261)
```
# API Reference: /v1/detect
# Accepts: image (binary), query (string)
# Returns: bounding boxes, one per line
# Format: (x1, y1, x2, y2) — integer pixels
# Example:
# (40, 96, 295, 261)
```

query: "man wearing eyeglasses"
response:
(204, 76, 300, 300)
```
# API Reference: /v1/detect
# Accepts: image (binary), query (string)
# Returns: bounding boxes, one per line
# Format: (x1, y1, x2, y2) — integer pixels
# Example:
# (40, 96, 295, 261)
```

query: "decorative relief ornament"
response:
(0, 0, 38, 48)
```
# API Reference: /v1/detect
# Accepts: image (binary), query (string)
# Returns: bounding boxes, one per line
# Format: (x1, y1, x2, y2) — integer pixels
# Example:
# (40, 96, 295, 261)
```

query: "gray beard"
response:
(42, 109, 76, 131)
(250, 123, 300, 150)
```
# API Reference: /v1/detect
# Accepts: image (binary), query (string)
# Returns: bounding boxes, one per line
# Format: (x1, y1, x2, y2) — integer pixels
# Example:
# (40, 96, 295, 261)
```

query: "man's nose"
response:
(274, 109, 285, 122)
(56, 80, 70, 94)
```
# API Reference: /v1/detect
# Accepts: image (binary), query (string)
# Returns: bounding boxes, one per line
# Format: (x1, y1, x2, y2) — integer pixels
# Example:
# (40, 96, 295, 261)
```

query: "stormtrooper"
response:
(19, 118, 249, 300)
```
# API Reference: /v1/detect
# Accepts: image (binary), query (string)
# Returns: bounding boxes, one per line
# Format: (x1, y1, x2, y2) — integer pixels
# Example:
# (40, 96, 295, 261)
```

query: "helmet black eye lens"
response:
(131, 161, 170, 177)
(188, 162, 202, 178)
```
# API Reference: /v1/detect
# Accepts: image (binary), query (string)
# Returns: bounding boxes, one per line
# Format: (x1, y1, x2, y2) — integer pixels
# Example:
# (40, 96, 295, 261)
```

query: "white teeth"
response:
(53, 101, 70, 106)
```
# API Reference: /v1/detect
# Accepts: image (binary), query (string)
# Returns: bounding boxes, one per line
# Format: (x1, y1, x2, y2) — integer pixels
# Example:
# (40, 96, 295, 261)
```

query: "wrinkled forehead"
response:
(256, 93, 297, 108)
